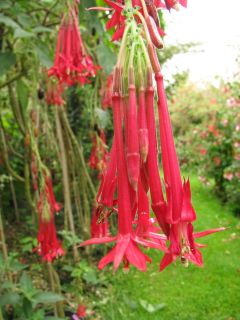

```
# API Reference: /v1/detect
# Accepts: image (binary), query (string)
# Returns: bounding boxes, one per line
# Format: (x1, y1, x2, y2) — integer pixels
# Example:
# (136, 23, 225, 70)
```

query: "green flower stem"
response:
(55, 107, 79, 261)
(61, 109, 96, 197)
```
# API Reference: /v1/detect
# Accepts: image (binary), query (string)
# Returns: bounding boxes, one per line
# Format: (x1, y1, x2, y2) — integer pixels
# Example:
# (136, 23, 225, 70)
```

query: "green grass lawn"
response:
(97, 175, 240, 320)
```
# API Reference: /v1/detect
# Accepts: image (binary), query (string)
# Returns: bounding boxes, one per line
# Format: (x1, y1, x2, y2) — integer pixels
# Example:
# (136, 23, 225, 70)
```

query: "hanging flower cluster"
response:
(45, 2, 99, 107)
(80, 0, 224, 272)
(88, 129, 108, 175)
(48, 5, 99, 86)
(36, 175, 64, 262)
(29, 109, 64, 263)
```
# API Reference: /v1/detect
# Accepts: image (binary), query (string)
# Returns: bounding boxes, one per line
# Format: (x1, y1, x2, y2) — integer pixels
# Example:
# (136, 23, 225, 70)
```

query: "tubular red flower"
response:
(48, 7, 99, 86)
(138, 87, 149, 162)
(155, 71, 183, 224)
(126, 68, 140, 191)
(36, 177, 64, 262)
(145, 78, 169, 235)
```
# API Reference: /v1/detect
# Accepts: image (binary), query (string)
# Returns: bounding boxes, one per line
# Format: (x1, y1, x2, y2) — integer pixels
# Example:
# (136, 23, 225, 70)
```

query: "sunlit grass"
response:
(99, 175, 240, 320)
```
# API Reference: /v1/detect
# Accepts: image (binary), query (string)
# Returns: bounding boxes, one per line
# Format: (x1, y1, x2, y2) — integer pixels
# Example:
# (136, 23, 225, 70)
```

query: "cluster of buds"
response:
(88, 129, 108, 175)
(36, 175, 64, 262)
(81, 0, 224, 271)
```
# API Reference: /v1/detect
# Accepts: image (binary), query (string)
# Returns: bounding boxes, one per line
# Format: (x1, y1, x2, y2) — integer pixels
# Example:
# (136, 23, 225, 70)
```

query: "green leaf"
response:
(96, 43, 116, 74)
(34, 43, 53, 68)
(1, 281, 15, 290)
(83, 270, 98, 285)
(0, 292, 21, 306)
(0, 52, 16, 76)
(32, 26, 52, 34)
(20, 272, 34, 295)
(17, 79, 29, 109)
(14, 28, 33, 38)
(95, 108, 109, 129)
(33, 292, 64, 307)
(0, 13, 20, 29)
(0, 1, 11, 9)
(139, 299, 166, 313)
(0, 13, 32, 38)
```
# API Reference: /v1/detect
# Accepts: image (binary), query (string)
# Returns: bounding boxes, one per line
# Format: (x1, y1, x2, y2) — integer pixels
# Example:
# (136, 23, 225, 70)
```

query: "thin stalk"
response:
(8, 83, 25, 135)
(9, 178, 20, 223)
(55, 107, 79, 261)
(0, 209, 13, 282)
(61, 110, 96, 196)
(47, 263, 58, 317)
(51, 264, 65, 318)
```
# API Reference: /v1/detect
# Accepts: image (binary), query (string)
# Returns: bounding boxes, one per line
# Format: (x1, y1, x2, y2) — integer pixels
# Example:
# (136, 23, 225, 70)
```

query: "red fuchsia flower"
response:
(45, 79, 65, 106)
(159, 179, 225, 271)
(82, 2, 224, 273)
(126, 68, 140, 191)
(80, 69, 165, 271)
(88, 129, 108, 175)
(100, 74, 113, 109)
(148, 38, 225, 270)
(48, 6, 99, 86)
(36, 176, 64, 262)
(145, 71, 169, 235)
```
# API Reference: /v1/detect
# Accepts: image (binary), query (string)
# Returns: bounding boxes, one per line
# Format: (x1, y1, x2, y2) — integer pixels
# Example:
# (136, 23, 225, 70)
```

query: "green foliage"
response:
(0, 52, 16, 76)
(0, 255, 64, 319)
(169, 81, 240, 213)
